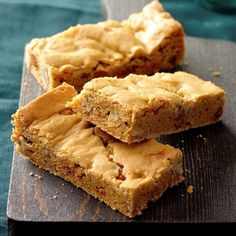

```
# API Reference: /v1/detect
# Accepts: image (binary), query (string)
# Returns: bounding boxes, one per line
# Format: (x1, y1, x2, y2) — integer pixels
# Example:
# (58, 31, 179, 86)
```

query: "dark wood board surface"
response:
(7, 0, 236, 224)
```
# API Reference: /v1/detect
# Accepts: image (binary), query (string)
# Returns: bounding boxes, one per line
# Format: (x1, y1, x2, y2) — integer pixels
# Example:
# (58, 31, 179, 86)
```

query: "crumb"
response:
(61, 183, 65, 186)
(187, 185, 193, 194)
(185, 168, 190, 173)
(198, 134, 203, 138)
(65, 195, 68, 198)
(29, 172, 34, 176)
(34, 174, 42, 180)
(203, 137, 207, 144)
(212, 71, 221, 77)
(56, 191, 58, 194)
(181, 194, 184, 198)
(71, 190, 73, 193)
(53, 195, 57, 199)
(181, 140, 184, 143)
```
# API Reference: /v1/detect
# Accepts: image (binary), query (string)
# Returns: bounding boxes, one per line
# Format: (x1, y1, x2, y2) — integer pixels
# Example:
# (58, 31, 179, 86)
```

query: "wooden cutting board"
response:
(7, 0, 236, 232)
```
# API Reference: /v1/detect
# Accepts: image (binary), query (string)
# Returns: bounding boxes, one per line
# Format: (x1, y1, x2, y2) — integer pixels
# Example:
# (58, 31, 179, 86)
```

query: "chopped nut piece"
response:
(23, 82, 29, 87)
(53, 195, 57, 199)
(29, 172, 34, 176)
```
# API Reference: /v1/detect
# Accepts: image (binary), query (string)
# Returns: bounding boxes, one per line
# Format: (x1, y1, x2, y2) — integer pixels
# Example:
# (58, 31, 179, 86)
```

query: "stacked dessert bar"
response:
(11, 1, 225, 217)
(11, 83, 184, 217)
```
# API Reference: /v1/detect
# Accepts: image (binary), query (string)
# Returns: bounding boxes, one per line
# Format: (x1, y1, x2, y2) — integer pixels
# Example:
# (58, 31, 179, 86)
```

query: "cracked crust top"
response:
(11, 83, 182, 190)
(26, 1, 184, 69)
(78, 71, 225, 109)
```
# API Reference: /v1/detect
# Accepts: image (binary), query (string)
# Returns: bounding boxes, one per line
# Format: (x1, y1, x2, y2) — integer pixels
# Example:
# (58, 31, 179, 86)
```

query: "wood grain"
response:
(7, 0, 236, 224)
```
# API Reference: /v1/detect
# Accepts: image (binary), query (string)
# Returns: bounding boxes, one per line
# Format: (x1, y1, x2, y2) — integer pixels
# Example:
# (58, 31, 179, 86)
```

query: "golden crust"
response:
(123, 0, 183, 53)
(80, 71, 225, 108)
(11, 83, 77, 142)
(25, 1, 184, 91)
(11, 83, 183, 217)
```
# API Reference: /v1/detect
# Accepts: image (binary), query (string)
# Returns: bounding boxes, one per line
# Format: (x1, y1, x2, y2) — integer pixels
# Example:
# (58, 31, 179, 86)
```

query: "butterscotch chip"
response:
(11, 83, 183, 218)
(25, 1, 184, 92)
(73, 71, 225, 143)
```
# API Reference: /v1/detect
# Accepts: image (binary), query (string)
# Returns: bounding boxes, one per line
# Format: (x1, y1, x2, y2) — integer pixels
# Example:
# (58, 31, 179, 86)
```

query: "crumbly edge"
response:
(15, 130, 183, 218)
(78, 88, 225, 143)
(25, 20, 184, 92)
(129, 92, 225, 142)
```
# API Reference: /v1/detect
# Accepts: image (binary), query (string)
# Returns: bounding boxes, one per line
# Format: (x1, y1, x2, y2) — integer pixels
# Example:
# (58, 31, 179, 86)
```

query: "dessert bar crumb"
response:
(212, 71, 221, 77)
(187, 185, 194, 194)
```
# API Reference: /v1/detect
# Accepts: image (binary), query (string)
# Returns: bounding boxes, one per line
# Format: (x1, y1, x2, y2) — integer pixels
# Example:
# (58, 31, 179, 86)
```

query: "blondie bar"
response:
(25, 1, 184, 92)
(73, 71, 225, 143)
(11, 83, 183, 218)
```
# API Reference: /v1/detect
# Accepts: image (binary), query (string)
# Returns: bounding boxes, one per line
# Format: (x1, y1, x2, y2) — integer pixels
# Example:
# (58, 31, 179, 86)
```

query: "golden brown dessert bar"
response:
(73, 71, 225, 143)
(11, 83, 183, 218)
(25, 1, 184, 92)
